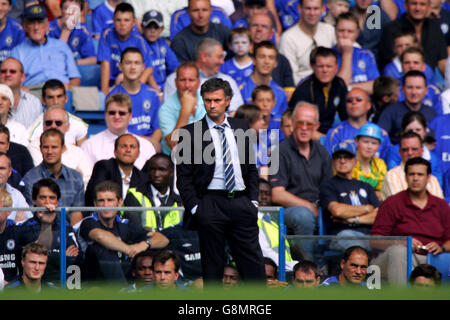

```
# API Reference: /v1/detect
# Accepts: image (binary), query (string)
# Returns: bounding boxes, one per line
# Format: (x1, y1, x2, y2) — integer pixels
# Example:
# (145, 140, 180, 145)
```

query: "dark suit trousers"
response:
(195, 192, 266, 284)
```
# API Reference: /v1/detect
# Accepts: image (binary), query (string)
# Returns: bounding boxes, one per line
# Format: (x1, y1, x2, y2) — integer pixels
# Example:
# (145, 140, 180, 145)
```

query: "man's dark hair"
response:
(259, 177, 271, 188)
(120, 47, 143, 63)
(131, 250, 154, 272)
(40, 128, 65, 148)
(42, 79, 66, 99)
(32, 178, 61, 201)
(342, 246, 368, 263)
(404, 157, 431, 175)
(310, 46, 337, 66)
(149, 152, 174, 170)
(372, 76, 400, 104)
(201, 78, 234, 101)
(335, 11, 358, 27)
(410, 264, 442, 285)
(95, 180, 122, 200)
(299, 0, 323, 7)
(153, 249, 181, 273)
(114, 133, 140, 151)
(0, 124, 10, 142)
(400, 46, 425, 64)
(293, 260, 320, 278)
(114, 2, 135, 17)
(263, 257, 278, 277)
(234, 104, 261, 125)
(392, 27, 417, 44)
(402, 70, 427, 86)
(22, 242, 49, 260)
(399, 130, 423, 146)
(253, 40, 278, 59)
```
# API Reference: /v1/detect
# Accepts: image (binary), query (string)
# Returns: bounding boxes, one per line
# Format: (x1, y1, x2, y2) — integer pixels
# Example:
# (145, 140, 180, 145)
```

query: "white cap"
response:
(0, 84, 13, 107)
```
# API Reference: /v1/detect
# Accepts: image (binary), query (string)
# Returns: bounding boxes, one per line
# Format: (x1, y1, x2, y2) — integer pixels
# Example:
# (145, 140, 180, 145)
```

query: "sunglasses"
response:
(0, 69, 18, 74)
(107, 110, 129, 116)
(346, 96, 364, 103)
(44, 120, 64, 127)
(295, 121, 315, 130)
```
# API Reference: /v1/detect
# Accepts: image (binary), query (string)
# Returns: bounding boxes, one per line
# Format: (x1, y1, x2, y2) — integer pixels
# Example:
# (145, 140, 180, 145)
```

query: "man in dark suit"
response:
(176, 78, 266, 285)
(85, 134, 148, 207)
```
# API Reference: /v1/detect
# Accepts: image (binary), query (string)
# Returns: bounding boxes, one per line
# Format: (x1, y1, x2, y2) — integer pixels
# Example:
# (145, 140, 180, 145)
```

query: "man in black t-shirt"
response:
(319, 142, 379, 252)
(79, 180, 169, 285)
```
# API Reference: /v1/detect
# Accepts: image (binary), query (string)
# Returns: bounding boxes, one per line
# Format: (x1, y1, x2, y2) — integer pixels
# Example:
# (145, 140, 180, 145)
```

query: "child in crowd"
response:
(142, 10, 180, 93)
(323, 0, 350, 26)
(280, 108, 293, 138)
(220, 28, 254, 86)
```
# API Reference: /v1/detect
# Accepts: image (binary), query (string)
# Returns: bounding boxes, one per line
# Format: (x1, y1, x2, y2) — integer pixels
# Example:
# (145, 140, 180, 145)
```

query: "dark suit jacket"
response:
(85, 158, 148, 206)
(176, 117, 259, 230)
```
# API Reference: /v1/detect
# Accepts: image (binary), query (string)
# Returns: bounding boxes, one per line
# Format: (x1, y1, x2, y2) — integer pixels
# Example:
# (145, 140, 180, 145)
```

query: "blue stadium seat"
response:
(427, 252, 450, 283)
(78, 64, 101, 88)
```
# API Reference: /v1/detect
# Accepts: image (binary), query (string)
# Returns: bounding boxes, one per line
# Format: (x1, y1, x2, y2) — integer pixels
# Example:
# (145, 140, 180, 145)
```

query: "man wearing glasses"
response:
(81, 93, 156, 169)
(270, 102, 333, 260)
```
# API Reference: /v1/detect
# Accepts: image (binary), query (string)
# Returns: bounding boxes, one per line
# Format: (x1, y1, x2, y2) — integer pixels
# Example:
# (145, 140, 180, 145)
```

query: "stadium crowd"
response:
(0, 0, 449, 292)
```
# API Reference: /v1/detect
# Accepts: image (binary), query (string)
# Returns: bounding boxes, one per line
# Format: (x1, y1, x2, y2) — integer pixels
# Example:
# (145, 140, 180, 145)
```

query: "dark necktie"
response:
(158, 195, 168, 206)
(215, 124, 235, 192)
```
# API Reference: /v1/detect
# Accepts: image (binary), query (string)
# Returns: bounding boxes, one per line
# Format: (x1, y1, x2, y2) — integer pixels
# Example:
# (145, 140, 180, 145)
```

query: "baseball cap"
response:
(355, 123, 384, 143)
(332, 142, 356, 157)
(24, 4, 47, 20)
(142, 10, 164, 28)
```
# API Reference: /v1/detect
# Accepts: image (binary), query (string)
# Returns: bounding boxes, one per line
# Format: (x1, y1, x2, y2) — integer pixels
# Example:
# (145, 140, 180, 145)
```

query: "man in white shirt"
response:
(81, 93, 156, 169)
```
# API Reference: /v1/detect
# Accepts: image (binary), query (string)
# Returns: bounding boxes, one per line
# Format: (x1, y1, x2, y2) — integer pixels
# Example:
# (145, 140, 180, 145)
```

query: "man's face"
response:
(265, 264, 276, 281)
(336, 19, 358, 44)
(340, 251, 368, 285)
(406, 163, 429, 193)
(0, 58, 25, 89)
(0, 0, 11, 21)
(223, 266, 239, 288)
(148, 157, 172, 191)
(332, 152, 356, 176)
(253, 47, 278, 77)
(293, 269, 320, 288)
(24, 18, 48, 44)
(203, 89, 229, 123)
(328, 1, 350, 18)
(258, 182, 272, 206)
(43, 88, 67, 107)
(175, 66, 200, 97)
(40, 135, 63, 166)
(114, 135, 140, 166)
(22, 253, 47, 281)
(0, 155, 11, 185)
(299, 0, 323, 27)
(230, 35, 251, 57)
(120, 52, 144, 81)
(143, 24, 164, 43)
(293, 106, 320, 144)
(133, 256, 154, 284)
(0, 133, 8, 153)
(188, 0, 212, 29)
(312, 56, 338, 85)
(405, 0, 430, 21)
(34, 186, 59, 224)
(402, 53, 425, 73)
(43, 109, 70, 134)
(403, 76, 427, 106)
(105, 102, 132, 134)
(203, 45, 225, 75)
(114, 11, 135, 39)
(253, 90, 275, 117)
(355, 136, 380, 159)
(154, 259, 179, 289)
(346, 89, 371, 119)
(393, 35, 415, 57)
(249, 13, 273, 44)
(94, 190, 122, 221)
(0, 93, 10, 116)
(400, 137, 423, 163)
(62, 1, 81, 30)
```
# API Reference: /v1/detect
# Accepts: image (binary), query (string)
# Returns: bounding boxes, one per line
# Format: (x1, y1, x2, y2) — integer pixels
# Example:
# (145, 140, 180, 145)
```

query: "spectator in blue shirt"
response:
(92, 0, 122, 39)
(275, 0, 301, 30)
(108, 47, 162, 152)
(0, 0, 25, 63)
(48, 0, 97, 65)
(141, 10, 180, 92)
(98, 3, 152, 95)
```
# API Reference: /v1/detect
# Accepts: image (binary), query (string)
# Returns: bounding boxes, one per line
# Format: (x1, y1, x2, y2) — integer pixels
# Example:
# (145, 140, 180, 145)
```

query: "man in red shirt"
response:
(371, 157, 450, 286)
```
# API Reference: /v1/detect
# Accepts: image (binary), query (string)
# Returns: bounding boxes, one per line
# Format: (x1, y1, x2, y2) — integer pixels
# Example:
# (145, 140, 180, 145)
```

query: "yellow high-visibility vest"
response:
(257, 217, 294, 262)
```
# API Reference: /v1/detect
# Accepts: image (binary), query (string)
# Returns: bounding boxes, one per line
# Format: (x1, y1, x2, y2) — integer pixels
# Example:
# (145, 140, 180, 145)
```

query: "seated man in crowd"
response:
(222, 264, 239, 290)
(10, 4, 81, 96)
(289, 47, 348, 139)
(18, 178, 81, 283)
(79, 180, 169, 285)
(321, 245, 369, 287)
(270, 102, 333, 260)
(81, 93, 156, 169)
(122, 250, 155, 292)
(292, 260, 321, 289)
(382, 132, 444, 200)
(410, 264, 442, 288)
(371, 157, 450, 286)
(85, 133, 148, 207)
(153, 249, 183, 290)
(23, 129, 84, 225)
(370, 76, 400, 124)
(320, 142, 380, 252)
